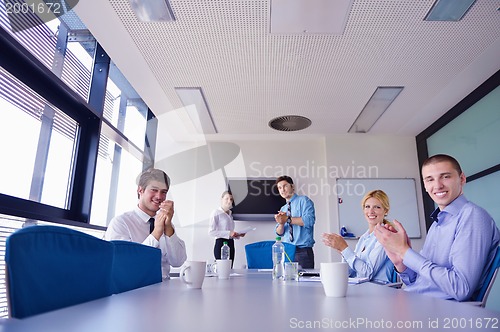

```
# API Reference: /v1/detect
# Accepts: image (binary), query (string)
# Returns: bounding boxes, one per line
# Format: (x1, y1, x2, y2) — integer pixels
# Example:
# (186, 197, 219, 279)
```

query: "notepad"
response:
(348, 277, 369, 284)
(298, 276, 321, 282)
(238, 226, 256, 234)
(298, 276, 369, 284)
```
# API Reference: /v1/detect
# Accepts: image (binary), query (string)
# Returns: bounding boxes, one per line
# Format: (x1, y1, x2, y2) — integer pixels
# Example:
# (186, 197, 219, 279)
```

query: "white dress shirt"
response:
(105, 206, 187, 278)
(208, 207, 234, 239)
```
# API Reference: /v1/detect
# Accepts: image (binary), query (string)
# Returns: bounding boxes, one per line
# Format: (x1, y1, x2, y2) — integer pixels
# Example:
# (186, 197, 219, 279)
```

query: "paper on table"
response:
(348, 277, 369, 284)
(298, 276, 369, 284)
(299, 276, 321, 282)
(237, 226, 256, 234)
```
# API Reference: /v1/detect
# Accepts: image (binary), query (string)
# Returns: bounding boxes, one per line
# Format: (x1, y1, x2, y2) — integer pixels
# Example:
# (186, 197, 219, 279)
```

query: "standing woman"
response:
(209, 191, 244, 266)
(322, 190, 394, 283)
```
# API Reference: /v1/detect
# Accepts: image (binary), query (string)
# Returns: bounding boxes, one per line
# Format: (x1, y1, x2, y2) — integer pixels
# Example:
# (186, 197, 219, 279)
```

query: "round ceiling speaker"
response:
(268, 115, 312, 132)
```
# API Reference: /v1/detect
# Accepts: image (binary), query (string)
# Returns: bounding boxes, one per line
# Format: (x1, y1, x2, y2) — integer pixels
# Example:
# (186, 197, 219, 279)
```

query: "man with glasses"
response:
(275, 175, 316, 269)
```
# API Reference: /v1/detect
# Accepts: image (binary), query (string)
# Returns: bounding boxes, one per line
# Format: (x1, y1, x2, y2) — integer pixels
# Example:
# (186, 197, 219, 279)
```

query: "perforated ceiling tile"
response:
(105, 0, 500, 135)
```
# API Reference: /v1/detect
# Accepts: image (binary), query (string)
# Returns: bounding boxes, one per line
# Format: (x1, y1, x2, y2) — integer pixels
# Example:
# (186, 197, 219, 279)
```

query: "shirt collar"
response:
(134, 205, 153, 224)
(288, 193, 298, 203)
(430, 194, 468, 222)
(442, 194, 468, 216)
(218, 206, 232, 216)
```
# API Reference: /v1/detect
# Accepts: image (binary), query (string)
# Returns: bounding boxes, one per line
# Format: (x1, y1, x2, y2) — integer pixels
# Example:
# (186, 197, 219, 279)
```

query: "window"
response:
(90, 134, 143, 227)
(0, 2, 155, 224)
(426, 86, 500, 176)
(0, 66, 77, 209)
(105, 61, 149, 149)
(0, 2, 158, 318)
(1, 2, 95, 101)
(89, 61, 151, 227)
(417, 71, 500, 228)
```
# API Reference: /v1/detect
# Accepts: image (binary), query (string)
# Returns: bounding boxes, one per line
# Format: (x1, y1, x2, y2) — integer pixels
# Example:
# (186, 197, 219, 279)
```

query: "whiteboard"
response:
(336, 178, 421, 238)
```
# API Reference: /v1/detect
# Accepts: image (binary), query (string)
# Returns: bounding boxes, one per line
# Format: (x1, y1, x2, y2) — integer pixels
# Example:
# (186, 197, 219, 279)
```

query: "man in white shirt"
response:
(105, 168, 187, 278)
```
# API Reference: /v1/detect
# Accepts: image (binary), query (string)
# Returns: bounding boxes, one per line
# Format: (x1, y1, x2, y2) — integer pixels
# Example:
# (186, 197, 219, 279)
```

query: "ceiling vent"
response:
(269, 115, 312, 132)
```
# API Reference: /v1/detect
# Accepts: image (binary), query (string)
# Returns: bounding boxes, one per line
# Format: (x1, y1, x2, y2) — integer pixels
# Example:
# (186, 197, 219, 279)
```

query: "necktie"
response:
(430, 208, 440, 224)
(148, 218, 155, 234)
(287, 201, 294, 242)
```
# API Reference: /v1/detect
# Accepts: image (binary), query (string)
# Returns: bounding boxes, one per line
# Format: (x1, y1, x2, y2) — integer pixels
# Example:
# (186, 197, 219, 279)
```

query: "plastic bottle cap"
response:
(223, 241, 228, 244)
(276, 236, 281, 241)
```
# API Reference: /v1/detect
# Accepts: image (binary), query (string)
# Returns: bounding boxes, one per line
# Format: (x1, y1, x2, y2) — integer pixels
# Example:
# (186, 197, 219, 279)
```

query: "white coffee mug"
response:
(215, 259, 232, 279)
(180, 261, 206, 289)
(320, 262, 348, 297)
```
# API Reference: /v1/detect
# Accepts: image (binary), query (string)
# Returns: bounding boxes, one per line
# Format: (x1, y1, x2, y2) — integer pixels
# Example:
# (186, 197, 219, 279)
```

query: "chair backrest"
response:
(5, 225, 114, 319)
(245, 240, 296, 269)
(471, 246, 500, 307)
(111, 240, 162, 294)
(390, 265, 398, 283)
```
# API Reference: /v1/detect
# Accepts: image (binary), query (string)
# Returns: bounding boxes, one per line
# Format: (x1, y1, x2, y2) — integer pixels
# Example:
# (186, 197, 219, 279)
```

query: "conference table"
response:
(0, 269, 499, 332)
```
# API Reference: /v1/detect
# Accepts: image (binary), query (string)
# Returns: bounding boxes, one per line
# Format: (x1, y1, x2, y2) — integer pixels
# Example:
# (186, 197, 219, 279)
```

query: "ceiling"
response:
(73, 0, 500, 137)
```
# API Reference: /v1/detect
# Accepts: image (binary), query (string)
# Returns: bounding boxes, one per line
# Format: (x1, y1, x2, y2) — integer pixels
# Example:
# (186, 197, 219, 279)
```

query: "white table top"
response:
(1, 269, 499, 332)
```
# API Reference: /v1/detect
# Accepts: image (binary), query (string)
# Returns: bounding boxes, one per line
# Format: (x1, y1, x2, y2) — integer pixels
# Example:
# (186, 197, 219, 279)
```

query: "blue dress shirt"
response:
(341, 230, 393, 283)
(399, 195, 500, 301)
(276, 194, 315, 248)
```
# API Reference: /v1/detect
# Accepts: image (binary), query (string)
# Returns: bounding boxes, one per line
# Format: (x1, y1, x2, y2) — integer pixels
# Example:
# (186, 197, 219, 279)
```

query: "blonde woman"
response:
(322, 190, 393, 283)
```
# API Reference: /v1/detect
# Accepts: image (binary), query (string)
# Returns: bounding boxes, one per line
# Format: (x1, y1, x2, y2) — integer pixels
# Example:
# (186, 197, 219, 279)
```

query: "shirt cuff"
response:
(164, 231, 181, 242)
(340, 247, 355, 265)
(144, 234, 160, 248)
(397, 248, 421, 284)
(402, 248, 426, 272)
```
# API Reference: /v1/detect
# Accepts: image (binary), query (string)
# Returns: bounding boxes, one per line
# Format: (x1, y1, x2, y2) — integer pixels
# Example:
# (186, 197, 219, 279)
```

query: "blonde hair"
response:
(361, 190, 390, 222)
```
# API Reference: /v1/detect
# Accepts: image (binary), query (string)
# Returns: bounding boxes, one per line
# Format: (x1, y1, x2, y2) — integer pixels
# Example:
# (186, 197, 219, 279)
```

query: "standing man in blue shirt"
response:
(275, 175, 316, 268)
(375, 154, 500, 301)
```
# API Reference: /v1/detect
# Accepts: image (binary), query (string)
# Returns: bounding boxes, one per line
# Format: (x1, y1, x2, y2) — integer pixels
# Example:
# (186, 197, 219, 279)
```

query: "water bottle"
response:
(221, 241, 230, 260)
(272, 236, 285, 280)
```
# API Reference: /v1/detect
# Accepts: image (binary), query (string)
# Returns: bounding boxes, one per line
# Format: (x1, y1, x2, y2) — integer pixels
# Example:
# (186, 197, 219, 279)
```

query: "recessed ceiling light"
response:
(175, 87, 217, 134)
(129, 0, 175, 22)
(348, 87, 404, 133)
(424, 0, 476, 21)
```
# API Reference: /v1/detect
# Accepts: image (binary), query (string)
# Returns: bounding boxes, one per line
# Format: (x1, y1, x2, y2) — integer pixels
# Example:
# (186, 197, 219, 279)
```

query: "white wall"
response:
(323, 134, 426, 261)
(156, 134, 427, 269)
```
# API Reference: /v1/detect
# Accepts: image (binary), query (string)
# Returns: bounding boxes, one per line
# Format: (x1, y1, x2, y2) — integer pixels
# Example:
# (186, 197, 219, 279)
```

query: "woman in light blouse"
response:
(208, 191, 244, 266)
(322, 190, 394, 283)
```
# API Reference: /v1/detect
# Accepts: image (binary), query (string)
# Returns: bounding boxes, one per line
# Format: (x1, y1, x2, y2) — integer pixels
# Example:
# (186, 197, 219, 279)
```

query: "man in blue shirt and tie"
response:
(275, 175, 316, 269)
(375, 154, 500, 301)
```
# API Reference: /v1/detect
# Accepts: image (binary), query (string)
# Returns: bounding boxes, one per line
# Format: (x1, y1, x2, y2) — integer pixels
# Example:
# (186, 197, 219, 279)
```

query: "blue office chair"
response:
(110, 240, 162, 294)
(468, 246, 500, 307)
(245, 240, 296, 269)
(390, 265, 399, 283)
(5, 225, 115, 319)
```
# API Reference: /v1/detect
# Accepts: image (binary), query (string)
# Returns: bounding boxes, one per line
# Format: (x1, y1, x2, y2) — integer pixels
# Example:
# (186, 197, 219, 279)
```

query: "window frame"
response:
(416, 69, 500, 230)
(0, 24, 156, 230)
